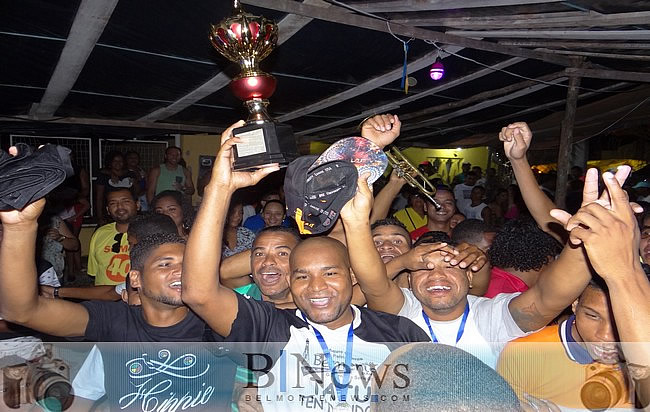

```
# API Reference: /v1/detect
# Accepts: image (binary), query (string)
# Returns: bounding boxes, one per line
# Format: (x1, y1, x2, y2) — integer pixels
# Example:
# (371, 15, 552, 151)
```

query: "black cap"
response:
(284, 156, 358, 234)
(0, 143, 73, 210)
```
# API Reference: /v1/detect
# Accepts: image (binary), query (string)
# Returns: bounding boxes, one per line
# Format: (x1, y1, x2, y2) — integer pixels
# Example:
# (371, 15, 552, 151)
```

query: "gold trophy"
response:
(210, 0, 298, 170)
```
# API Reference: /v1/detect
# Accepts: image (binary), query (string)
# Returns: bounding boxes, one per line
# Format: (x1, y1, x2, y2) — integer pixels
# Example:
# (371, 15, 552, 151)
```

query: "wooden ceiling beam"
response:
(29, 0, 119, 119)
(241, 0, 576, 66)
(447, 29, 650, 41)
(298, 56, 525, 137)
(499, 40, 650, 50)
(537, 49, 650, 62)
(400, 77, 568, 135)
(565, 68, 650, 83)
(277, 48, 451, 122)
(350, 0, 563, 13)
(399, 70, 566, 122)
(395, 11, 650, 29)
(137, 0, 330, 123)
(391, 11, 586, 25)
(3, 116, 222, 134)
(400, 82, 630, 145)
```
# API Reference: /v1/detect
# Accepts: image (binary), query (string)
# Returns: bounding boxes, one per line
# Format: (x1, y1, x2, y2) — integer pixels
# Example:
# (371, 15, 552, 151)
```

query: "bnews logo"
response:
(242, 350, 412, 402)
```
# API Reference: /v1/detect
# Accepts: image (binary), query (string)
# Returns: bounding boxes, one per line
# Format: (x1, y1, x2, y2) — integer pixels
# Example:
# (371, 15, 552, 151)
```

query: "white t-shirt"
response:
(465, 203, 488, 220)
(453, 183, 474, 215)
(398, 288, 529, 369)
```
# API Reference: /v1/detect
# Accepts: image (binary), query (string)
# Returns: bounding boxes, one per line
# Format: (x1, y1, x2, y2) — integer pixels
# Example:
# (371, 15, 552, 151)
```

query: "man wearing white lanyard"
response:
(182, 122, 430, 412)
(348, 163, 636, 369)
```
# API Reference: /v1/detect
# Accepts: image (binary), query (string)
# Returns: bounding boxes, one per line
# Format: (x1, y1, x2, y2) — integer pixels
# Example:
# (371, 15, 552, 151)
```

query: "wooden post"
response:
(555, 74, 581, 209)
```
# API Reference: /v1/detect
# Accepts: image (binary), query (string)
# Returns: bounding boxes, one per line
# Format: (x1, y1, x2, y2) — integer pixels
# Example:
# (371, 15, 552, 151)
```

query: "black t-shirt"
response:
(80, 301, 236, 411)
(220, 294, 430, 411)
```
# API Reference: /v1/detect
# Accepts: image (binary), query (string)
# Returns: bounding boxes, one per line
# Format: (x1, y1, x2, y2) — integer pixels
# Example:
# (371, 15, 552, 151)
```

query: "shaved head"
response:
(290, 236, 350, 268)
(289, 236, 354, 328)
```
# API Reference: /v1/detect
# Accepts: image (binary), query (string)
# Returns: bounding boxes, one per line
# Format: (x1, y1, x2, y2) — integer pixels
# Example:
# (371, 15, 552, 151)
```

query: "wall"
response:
(181, 133, 222, 205)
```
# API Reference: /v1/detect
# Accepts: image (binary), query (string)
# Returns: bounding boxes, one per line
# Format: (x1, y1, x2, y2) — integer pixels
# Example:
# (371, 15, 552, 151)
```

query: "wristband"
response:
(53, 287, 60, 299)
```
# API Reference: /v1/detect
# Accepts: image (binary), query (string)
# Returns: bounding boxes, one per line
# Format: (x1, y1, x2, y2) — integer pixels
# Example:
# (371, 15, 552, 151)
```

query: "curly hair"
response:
(130, 233, 186, 272)
(488, 218, 561, 271)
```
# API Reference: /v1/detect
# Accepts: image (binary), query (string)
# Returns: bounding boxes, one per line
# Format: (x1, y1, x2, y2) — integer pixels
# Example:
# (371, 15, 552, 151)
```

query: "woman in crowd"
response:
(151, 190, 193, 239)
(222, 200, 256, 258)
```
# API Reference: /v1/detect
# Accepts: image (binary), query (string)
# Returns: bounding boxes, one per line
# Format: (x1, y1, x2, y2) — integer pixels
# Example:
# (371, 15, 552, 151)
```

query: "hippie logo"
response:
(119, 349, 214, 411)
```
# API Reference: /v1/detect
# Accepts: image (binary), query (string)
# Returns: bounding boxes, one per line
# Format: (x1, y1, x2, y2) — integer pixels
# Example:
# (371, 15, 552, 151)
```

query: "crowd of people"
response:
(0, 115, 648, 411)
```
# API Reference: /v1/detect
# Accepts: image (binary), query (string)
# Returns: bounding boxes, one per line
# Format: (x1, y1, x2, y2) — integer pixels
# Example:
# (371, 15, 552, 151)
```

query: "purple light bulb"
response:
(429, 60, 444, 81)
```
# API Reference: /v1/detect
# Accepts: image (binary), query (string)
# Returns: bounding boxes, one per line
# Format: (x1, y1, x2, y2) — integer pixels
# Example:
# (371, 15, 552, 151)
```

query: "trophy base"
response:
(233, 122, 298, 170)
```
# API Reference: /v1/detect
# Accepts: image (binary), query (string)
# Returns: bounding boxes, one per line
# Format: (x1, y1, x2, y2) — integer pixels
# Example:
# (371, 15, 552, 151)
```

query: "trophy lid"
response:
(209, 2, 278, 73)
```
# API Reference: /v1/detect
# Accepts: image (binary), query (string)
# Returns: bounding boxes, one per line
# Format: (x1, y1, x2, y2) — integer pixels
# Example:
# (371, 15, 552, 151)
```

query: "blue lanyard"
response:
(422, 303, 470, 344)
(300, 309, 354, 402)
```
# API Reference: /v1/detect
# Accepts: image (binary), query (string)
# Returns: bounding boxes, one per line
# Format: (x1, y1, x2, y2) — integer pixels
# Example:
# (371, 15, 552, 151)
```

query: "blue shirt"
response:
(243, 214, 291, 234)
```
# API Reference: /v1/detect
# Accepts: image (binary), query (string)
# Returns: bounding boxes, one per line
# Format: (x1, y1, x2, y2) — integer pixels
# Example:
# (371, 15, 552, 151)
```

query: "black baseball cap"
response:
(285, 155, 358, 235)
(0, 143, 74, 210)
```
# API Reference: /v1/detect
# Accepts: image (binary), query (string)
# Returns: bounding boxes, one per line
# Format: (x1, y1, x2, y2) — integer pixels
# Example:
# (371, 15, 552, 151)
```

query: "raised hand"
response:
(550, 166, 642, 236)
(208, 121, 280, 193)
(0, 147, 46, 226)
(360, 114, 401, 149)
(564, 172, 641, 280)
(398, 242, 457, 272)
(444, 242, 488, 272)
(340, 173, 373, 225)
(499, 122, 532, 161)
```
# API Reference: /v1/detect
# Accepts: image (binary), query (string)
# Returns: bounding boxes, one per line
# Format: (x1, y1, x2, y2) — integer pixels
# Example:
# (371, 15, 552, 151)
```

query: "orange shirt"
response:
(497, 317, 636, 410)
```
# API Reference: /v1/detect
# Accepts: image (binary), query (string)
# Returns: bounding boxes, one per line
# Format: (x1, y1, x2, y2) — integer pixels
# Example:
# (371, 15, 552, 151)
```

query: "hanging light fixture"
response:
(429, 58, 444, 81)
(429, 49, 445, 81)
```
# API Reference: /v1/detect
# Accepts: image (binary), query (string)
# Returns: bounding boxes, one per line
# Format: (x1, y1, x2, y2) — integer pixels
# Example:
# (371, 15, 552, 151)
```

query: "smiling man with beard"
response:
(183, 121, 430, 412)
(0, 200, 237, 411)
(87, 188, 139, 285)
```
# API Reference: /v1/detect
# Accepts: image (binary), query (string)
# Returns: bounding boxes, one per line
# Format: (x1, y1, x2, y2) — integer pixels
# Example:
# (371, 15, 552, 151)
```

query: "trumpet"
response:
(385, 147, 442, 210)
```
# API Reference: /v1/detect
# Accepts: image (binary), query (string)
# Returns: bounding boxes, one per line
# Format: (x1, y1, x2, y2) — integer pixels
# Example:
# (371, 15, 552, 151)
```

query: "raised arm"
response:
(499, 122, 564, 242)
(370, 169, 406, 224)
(508, 167, 633, 332)
(181, 121, 279, 337)
(0, 199, 89, 337)
(340, 174, 405, 314)
(220, 249, 253, 289)
(40, 285, 120, 301)
(566, 172, 650, 407)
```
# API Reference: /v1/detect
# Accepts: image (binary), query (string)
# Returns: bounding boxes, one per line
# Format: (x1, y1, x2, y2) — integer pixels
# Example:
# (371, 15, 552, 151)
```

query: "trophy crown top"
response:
(209, 6, 278, 71)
